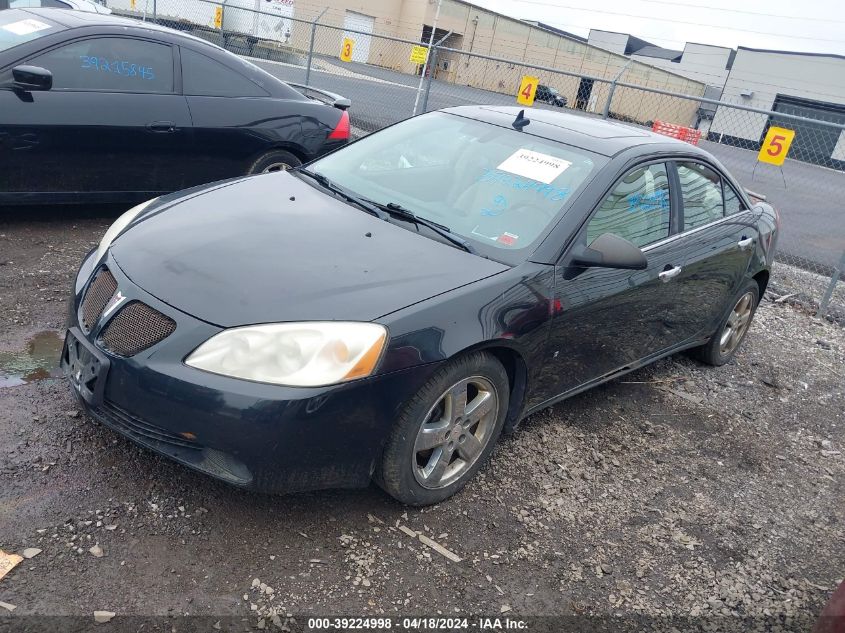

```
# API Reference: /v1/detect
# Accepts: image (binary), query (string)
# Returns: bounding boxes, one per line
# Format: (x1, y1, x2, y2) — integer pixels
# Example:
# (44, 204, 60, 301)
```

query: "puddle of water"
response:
(0, 330, 65, 388)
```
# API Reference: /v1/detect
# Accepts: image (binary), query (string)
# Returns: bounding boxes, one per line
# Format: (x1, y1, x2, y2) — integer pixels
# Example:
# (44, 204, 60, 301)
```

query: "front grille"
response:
(99, 301, 176, 357)
(80, 268, 117, 332)
(99, 400, 201, 451)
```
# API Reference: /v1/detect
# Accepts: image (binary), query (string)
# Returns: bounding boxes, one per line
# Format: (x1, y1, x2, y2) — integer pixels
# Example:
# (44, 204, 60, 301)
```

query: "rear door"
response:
(657, 160, 759, 346)
(2, 35, 192, 199)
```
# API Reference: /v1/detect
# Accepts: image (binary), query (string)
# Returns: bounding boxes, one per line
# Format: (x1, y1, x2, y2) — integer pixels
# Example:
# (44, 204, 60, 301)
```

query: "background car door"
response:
(537, 162, 687, 398)
(659, 161, 759, 345)
(3, 35, 191, 199)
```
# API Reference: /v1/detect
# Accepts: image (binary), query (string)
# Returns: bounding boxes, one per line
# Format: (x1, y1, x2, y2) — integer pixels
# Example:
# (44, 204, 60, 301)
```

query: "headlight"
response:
(185, 322, 387, 387)
(94, 197, 158, 263)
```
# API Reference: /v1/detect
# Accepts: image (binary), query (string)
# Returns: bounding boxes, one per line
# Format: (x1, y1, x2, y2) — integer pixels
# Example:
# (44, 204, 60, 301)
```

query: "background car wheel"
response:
(693, 280, 760, 366)
(377, 352, 509, 506)
(248, 150, 302, 175)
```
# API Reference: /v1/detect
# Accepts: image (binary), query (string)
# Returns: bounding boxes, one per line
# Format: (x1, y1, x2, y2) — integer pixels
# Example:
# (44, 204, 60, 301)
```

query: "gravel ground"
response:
(0, 208, 843, 632)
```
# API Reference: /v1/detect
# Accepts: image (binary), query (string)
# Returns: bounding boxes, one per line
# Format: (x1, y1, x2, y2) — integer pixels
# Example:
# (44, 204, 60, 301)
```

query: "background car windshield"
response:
(0, 11, 61, 52)
(310, 112, 603, 256)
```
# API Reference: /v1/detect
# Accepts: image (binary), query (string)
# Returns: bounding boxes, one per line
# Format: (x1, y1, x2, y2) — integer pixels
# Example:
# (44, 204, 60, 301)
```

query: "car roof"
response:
(443, 105, 706, 158)
(14, 7, 208, 41)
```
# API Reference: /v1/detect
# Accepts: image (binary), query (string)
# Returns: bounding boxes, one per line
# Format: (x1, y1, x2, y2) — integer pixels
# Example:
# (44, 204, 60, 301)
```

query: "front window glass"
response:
(309, 112, 604, 258)
(0, 11, 62, 52)
(586, 163, 671, 249)
(27, 37, 174, 93)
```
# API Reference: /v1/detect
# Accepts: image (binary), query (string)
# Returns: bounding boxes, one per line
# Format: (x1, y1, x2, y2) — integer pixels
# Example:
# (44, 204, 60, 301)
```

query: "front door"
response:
(537, 161, 686, 398)
(0, 35, 191, 200)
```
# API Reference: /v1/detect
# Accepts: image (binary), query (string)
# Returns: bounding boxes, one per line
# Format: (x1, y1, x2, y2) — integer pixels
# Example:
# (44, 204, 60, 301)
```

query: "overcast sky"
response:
(469, 0, 845, 56)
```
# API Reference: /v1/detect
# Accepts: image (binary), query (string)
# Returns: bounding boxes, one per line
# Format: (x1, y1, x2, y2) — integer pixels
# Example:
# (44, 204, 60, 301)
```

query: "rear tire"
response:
(693, 280, 760, 366)
(248, 150, 301, 175)
(376, 352, 509, 506)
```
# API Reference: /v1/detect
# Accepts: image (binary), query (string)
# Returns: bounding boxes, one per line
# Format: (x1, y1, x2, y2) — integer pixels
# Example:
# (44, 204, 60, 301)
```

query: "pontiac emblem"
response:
(102, 290, 127, 319)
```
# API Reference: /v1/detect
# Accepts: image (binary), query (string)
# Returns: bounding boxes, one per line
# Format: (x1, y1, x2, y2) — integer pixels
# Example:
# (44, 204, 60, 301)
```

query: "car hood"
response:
(110, 173, 508, 327)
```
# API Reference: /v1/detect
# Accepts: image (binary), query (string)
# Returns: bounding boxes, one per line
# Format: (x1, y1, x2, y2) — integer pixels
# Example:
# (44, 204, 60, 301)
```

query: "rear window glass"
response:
(0, 11, 61, 53)
(181, 48, 268, 97)
(310, 112, 605, 260)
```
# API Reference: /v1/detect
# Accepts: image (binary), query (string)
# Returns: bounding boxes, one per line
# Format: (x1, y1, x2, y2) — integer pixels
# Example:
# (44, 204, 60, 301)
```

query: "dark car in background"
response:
(0, 8, 350, 204)
(536, 84, 566, 107)
(62, 106, 777, 505)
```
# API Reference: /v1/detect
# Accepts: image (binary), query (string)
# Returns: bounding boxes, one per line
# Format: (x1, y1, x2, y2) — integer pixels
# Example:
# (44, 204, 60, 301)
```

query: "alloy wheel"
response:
(261, 162, 292, 173)
(412, 376, 499, 489)
(720, 291, 754, 356)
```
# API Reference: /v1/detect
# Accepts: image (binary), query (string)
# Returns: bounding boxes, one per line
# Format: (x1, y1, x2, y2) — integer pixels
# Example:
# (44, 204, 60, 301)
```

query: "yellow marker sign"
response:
(213, 7, 223, 29)
(757, 126, 795, 166)
(340, 38, 355, 62)
(517, 75, 539, 106)
(410, 45, 428, 65)
(130, 0, 135, 9)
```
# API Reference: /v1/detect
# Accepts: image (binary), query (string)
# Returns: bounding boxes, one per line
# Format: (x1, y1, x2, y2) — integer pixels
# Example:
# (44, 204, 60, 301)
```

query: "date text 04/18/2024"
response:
(306, 616, 528, 630)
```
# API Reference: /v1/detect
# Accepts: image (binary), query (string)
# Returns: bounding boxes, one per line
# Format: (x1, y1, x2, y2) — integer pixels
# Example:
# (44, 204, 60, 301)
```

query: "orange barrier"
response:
(651, 120, 703, 146)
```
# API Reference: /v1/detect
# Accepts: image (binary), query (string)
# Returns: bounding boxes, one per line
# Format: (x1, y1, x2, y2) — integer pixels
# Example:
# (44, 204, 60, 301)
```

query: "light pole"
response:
(412, 0, 443, 116)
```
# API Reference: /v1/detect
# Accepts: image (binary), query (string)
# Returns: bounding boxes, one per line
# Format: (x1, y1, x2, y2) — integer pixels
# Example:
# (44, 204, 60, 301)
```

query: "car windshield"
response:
(309, 112, 604, 260)
(0, 10, 62, 52)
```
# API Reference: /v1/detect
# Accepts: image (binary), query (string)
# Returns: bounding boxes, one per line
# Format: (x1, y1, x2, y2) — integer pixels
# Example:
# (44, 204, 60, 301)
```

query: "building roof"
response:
(736, 46, 845, 61)
(633, 45, 682, 61)
(529, 21, 587, 43)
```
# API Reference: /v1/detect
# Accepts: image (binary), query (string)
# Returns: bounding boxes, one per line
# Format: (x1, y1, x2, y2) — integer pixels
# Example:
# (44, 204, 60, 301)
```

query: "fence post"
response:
(421, 47, 439, 114)
(818, 249, 845, 317)
(602, 60, 631, 120)
(305, 8, 328, 88)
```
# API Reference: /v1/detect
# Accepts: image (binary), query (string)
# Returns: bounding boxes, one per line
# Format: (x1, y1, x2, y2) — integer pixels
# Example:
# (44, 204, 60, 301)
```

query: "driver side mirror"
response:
(569, 233, 648, 270)
(12, 65, 53, 92)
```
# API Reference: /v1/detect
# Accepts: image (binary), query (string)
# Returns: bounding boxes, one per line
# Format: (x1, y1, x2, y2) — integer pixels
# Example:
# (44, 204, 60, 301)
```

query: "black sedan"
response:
(62, 106, 778, 505)
(536, 84, 566, 107)
(0, 8, 349, 205)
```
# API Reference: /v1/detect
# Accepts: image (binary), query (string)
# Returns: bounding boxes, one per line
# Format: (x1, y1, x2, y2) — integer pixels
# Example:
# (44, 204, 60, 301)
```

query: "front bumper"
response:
(64, 251, 438, 493)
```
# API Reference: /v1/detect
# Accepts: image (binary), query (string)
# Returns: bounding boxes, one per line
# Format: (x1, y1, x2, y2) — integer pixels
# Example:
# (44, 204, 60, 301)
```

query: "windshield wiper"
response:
(294, 167, 389, 221)
(370, 201, 479, 255)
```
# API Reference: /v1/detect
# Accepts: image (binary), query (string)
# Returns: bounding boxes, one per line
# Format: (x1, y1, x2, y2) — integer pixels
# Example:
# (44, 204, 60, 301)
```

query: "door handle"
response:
(146, 121, 176, 133)
(658, 265, 682, 282)
(738, 236, 754, 250)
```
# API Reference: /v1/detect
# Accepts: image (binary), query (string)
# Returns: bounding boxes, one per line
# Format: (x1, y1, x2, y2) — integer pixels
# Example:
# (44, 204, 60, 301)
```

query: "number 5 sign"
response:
(516, 75, 539, 106)
(339, 38, 355, 62)
(757, 126, 795, 166)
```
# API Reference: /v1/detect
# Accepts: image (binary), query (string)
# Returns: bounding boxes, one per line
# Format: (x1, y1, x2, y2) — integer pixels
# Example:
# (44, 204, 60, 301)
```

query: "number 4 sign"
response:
(757, 126, 795, 166)
(517, 75, 539, 106)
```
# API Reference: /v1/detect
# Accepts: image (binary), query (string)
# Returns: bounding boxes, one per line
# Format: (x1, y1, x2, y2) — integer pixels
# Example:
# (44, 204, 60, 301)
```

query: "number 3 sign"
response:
(757, 126, 795, 166)
(340, 38, 355, 62)
(517, 75, 538, 106)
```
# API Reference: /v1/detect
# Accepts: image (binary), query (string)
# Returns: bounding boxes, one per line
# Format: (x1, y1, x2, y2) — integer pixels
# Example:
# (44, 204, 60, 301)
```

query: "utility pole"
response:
(412, 0, 443, 116)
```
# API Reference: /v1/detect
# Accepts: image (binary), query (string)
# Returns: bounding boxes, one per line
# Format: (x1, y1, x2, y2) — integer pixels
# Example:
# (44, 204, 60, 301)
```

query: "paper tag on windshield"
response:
(497, 149, 571, 184)
(2, 19, 51, 36)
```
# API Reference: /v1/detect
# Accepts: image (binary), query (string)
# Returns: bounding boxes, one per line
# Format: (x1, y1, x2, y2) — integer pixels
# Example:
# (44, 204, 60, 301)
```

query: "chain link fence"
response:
(107, 0, 845, 320)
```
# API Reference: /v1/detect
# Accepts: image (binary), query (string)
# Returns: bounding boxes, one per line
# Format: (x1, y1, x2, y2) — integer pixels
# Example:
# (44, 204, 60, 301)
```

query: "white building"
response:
(709, 47, 845, 168)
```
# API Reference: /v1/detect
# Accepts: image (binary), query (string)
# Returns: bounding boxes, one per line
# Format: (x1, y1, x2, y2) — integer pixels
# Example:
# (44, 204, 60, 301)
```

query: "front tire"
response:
(693, 280, 760, 366)
(247, 149, 302, 175)
(376, 352, 509, 505)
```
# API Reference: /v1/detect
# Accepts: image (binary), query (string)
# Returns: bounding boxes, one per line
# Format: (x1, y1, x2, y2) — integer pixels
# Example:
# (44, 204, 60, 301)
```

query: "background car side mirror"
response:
(12, 66, 53, 92)
(569, 233, 648, 270)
